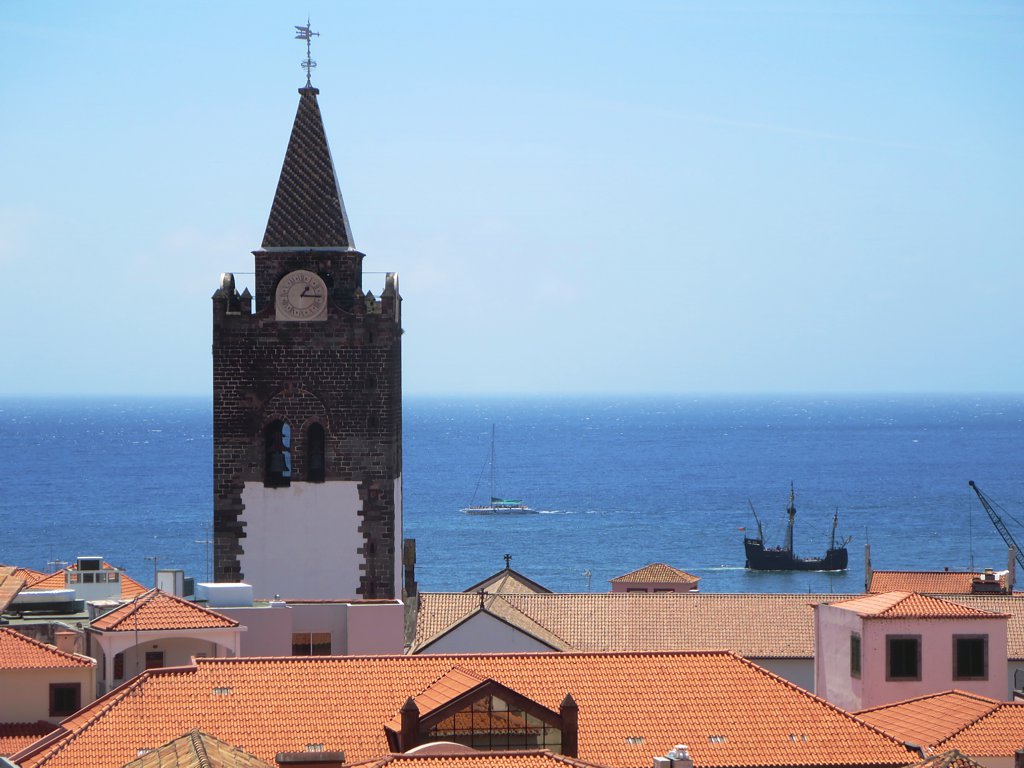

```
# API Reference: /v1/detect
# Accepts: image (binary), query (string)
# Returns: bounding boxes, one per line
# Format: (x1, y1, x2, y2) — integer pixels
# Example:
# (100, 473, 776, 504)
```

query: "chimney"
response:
(560, 693, 578, 758)
(660, 744, 692, 768)
(1008, 546, 1016, 593)
(275, 752, 345, 768)
(1014, 749, 1024, 768)
(864, 543, 872, 592)
(400, 697, 420, 752)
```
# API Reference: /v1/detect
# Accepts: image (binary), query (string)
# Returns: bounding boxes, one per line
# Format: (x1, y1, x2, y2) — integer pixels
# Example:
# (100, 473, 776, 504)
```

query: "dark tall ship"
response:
(743, 484, 850, 571)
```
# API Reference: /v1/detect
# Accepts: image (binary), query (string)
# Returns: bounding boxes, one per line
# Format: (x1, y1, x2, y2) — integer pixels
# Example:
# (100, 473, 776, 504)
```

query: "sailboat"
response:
(743, 483, 850, 571)
(461, 425, 536, 515)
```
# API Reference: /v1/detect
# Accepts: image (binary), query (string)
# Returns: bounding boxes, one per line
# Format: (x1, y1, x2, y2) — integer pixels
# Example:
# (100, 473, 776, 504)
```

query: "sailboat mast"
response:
(489, 424, 496, 501)
(831, 508, 838, 550)
(785, 483, 796, 554)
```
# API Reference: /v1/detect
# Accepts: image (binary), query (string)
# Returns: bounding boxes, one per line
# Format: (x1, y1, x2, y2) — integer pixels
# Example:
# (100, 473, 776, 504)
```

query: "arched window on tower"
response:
(265, 420, 292, 487)
(307, 423, 326, 483)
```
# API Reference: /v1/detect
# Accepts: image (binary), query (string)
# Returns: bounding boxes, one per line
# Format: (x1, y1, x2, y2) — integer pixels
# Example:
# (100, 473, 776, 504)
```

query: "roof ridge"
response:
(18, 670, 156, 767)
(856, 689, 1001, 715)
(933, 700, 1024, 749)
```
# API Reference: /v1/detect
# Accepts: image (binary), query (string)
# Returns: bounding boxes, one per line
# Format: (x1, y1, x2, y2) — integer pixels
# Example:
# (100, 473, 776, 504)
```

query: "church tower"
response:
(211, 72, 402, 600)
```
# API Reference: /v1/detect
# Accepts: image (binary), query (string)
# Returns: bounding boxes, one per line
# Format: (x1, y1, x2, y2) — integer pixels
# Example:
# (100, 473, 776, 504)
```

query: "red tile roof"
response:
(14, 567, 51, 586)
(414, 593, 1024, 659)
(0, 723, 58, 758)
(869, 572, 1003, 595)
(0, 566, 27, 612)
(934, 703, 1024, 756)
(906, 749, 990, 768)
(347, 750, 614, 768)
(609, 564, 697, 584)
(12, 651, 916, 768)
(827, 592, 1009, 619)
(120, 729, 275, 768)
(0, 627, 95, 670)
(463, 569, 552, 595)
(414, 593, 830, 657)
(90, 589, 238, 632)
(857, 691, 1024, 757)
(28, 563, 147, 599)
(856, 691, 1001, 748)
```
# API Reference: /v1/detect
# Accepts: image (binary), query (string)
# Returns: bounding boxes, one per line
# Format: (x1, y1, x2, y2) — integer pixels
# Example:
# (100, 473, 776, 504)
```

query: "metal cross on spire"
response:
(294, 19, 320, 87)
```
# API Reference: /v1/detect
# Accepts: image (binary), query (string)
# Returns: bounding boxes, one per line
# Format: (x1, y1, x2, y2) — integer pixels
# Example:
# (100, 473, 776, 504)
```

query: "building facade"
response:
(212, 83, 402, 600)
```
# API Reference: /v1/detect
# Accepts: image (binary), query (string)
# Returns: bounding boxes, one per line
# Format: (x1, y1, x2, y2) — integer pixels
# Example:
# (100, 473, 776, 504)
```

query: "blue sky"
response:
(2, 2, 1021, 395)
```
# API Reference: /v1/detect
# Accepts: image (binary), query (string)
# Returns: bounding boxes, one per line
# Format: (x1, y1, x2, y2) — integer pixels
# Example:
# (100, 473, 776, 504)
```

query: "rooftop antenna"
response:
(196, 523, 213, 583)
(144, 555, 161, 589)
(295, 19, 319, 88)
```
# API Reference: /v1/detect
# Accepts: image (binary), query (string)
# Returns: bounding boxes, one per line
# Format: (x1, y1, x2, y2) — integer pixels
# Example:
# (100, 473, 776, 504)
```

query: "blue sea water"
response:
(1, 395, 1023, 595)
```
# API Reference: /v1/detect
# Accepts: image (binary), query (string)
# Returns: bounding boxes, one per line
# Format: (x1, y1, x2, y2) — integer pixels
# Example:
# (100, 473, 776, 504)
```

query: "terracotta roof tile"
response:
(0, 566, 27, 612)
(827, 592, 1009, 619)
(15, 566, 51, 586)
(856, 691, 1002, 747)
(119, 729, 275, 768)
(464, 569, 552, 595)
(12, 651, 916, 768)
(28, 563, 147, 599)
(414, 593, 832, 657)
(347, 750, 614, 768)
(91, 589, 238, 632)
(415, 593, 1024, 660)
(0, 722, 58, 758)
(934, 703, 1024, 756)
(0, 627, 95, 669)
(906, 749, 990, 768)
(610, 564, 697, 584)
(869, 572, 1003, 595)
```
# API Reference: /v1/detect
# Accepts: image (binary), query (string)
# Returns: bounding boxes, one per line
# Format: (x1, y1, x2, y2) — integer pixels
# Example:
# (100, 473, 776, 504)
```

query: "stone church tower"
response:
(211, 83, 402, 600)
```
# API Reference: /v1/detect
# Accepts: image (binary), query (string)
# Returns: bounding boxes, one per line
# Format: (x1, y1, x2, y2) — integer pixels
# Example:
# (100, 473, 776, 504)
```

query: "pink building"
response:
(815, 592, 1010, 711)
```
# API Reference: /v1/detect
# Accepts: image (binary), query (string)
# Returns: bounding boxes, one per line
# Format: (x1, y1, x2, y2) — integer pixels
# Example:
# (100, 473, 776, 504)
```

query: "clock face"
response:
(275, 270, 328, 321)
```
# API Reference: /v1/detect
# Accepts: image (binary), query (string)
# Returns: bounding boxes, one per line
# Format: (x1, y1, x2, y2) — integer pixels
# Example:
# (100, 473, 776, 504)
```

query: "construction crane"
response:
(968, 480, 1024, 572)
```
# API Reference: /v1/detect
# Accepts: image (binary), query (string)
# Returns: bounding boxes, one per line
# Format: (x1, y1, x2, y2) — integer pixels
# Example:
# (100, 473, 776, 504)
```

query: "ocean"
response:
(2, 395, 1022, 595)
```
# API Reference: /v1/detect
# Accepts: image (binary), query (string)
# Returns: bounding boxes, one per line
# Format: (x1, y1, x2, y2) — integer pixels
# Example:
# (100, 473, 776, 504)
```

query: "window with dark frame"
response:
(49, 683, 81, 717)
(307, 422, 326, 483)
(954, 635, 988, 680)
(850, 632, 861, 678)
(144, 651, 164, 670)
(113, 652, 124, 680)
(886, 635, 921, 680)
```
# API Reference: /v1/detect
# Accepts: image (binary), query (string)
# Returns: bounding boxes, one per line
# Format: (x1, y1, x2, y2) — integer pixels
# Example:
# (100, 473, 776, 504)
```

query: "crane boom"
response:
(968, 480, 1024, 571)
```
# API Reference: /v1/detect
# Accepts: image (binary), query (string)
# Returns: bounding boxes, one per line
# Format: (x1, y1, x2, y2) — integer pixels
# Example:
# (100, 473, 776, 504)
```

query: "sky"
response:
(1, 2, 1022, 396)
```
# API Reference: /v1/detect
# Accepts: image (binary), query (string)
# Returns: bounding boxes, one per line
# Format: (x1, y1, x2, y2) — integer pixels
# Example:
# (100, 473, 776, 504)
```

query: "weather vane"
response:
(295, 19, 320, 87)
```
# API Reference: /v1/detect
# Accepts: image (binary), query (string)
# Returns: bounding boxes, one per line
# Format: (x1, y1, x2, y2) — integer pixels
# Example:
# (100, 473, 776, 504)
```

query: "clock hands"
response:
(300, 286, 322, 299)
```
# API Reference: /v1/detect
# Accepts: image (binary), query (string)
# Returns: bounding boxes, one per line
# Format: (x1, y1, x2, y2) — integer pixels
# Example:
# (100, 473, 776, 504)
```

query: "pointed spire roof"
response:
(261, 87, 355, 250)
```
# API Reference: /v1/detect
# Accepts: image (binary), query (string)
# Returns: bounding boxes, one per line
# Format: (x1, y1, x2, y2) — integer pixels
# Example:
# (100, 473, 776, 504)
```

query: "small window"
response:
(145, 651, 165, 670)
(50, 683, 81, 717)
(850, 632, 861, 678)
(887, 635, 921, 680)
(307, 423, 326, 483)
(292, 632, 332, 656)
(265, 420, 292, 487)
(113, 652, 124, 680)
(954, 635, 988, 680)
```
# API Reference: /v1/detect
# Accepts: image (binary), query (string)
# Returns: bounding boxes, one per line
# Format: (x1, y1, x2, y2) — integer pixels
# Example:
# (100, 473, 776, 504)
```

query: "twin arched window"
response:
(265, 420, 292, 487)
(264, 420, 326, 486)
